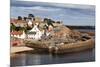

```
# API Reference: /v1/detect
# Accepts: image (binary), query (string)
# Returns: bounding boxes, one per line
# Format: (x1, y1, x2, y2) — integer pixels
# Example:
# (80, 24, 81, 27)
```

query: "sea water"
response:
(10, 29, 95, 66)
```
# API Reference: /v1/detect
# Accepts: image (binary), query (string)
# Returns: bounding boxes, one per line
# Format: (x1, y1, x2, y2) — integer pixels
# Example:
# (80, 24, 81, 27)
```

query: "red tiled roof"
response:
(10, 18, 17, 23)
(11, 31, 23, 35)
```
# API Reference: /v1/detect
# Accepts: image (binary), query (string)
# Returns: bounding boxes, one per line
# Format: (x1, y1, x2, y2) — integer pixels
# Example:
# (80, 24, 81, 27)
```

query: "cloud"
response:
(23, 6, 62, 11)
(11, 0, 95, 11)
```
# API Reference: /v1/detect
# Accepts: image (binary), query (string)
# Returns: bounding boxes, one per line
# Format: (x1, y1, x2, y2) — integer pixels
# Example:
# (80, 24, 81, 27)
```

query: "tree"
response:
(10, 23, 16, 32)
(18, 16, 22, 20)
(28, 14, 35, 21)
(47, 19, 54, 27)
(23, 17, 27, 21)
(43, 18, 54, 27)
(43, 18, 48, 23)
(28, 14, 34, 18)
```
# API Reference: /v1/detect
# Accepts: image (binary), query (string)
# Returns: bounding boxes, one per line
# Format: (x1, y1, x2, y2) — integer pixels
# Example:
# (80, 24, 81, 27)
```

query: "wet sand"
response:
(11, 46, 33, 54)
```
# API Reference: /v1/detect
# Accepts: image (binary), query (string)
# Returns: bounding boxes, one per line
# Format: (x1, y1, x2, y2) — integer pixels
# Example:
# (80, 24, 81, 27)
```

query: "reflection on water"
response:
(10, 29, 95, 66)
(11, 49, 95, 66)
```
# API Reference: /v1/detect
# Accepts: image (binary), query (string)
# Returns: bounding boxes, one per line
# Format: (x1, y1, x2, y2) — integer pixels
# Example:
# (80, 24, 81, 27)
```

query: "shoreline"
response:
(11, 46, 33, 54)
(10, 29, 95, 55)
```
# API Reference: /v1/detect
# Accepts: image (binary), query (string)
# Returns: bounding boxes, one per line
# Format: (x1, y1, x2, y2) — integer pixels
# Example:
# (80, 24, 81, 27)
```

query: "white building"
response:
(27, 23, 43, 40)
(27, 20, 33, 27)
(11, 31, 26, 39)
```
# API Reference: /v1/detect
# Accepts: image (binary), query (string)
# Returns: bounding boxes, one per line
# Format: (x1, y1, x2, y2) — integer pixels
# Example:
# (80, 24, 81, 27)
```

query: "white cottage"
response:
(28, 20, 33, 27)
(27, 23, 43, 40)
(11, 31, 26, 39)
(19, 31, 26, 39)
